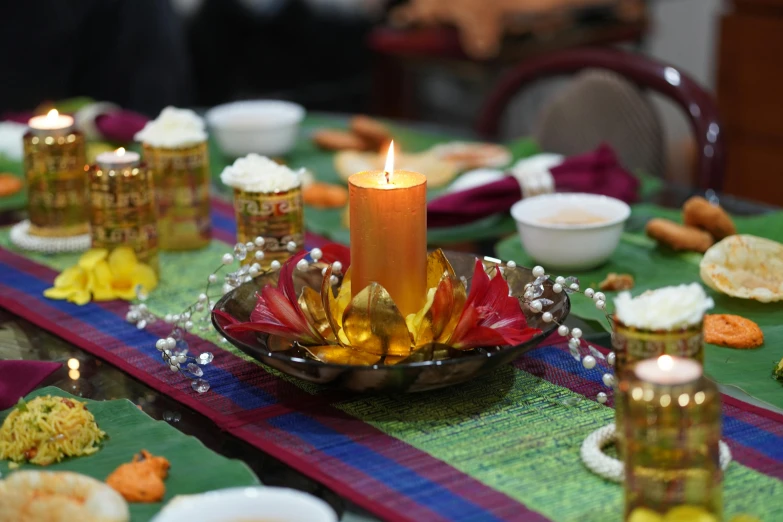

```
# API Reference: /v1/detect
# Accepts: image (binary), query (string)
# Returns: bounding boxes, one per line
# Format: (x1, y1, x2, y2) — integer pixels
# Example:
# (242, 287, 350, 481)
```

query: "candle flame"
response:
(116, 147, 126, 156)
(384, 140, 395, 183)
(657, 354, 674, 371)
(46, 109, 59, 119)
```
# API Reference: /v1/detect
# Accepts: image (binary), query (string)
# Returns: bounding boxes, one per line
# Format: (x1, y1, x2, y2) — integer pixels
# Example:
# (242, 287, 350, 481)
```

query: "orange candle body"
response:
(348, 170, 427, 317)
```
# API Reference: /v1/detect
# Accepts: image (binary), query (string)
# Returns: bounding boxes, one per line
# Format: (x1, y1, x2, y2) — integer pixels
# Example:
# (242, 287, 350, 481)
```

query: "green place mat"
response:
(334, 364, 783, 522)
(496, 205, 783, 409)
(1, 387, 259, 522)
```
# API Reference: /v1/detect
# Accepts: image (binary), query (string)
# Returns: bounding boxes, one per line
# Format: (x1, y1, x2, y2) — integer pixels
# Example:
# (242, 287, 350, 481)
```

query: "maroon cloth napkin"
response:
(427, 144, 639, 228)
(0, 360, 61, 410)
(95, 110, 149, 143)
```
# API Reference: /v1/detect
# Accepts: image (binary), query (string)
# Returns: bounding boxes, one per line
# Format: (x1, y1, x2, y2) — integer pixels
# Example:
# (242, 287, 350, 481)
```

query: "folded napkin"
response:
(427, 144, 639, 228)
(0, 360, 62, 410)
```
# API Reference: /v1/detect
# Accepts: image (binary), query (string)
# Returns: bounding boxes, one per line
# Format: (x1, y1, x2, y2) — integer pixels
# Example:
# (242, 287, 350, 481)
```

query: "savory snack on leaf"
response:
(683, 196, 736, 240)
(0, 470, 129, 522)
(0, 396, 106, 466)
(700, 235, 783, 302)
(599, 273, 635, 291)
(645, 218, 714, 253)
(106, 450, 170, 503)
(350, 115, 391, 147)
(334, 150, 459, 188)
(303, 182, 348, 209)
(313, 129, 372, 152)
(0, 173, 22, 197)
(428, 141, 512, 170)
(704, 314, 764, 349)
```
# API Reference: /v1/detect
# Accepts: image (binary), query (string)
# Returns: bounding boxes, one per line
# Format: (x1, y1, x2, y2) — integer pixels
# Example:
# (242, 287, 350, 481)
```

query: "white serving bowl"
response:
(206, 100, 305, 158)
(510, 193, 630, 271)
(151, 487, 337, 522)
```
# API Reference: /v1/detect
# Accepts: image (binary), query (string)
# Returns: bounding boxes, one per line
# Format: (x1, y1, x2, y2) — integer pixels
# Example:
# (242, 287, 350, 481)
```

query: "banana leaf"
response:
(496, 205, 783, 409)
(0, 387, 259, 521)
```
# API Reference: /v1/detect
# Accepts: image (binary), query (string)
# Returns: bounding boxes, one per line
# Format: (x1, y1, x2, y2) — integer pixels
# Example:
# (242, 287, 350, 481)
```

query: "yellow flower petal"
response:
(53, 266, 86, 288)
(108, 246, 139, 281)
(92, 287, 117, 301)
(114, 288, 138, 301)
(131, 263, 158, 292)
(78, 249, 109, 270)
(67, 290, 91, 305)
(44, 287, 76, 300)
(93, 261, 113, 287)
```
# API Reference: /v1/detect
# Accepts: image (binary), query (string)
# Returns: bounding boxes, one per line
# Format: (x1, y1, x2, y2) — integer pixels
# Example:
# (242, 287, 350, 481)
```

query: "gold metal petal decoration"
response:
(299, 286, 335, 341)
(426, 249, 457, 290)
(342, 283, 413, 356)
(305, 345, 381, 366)
(436, 274, 466, 344)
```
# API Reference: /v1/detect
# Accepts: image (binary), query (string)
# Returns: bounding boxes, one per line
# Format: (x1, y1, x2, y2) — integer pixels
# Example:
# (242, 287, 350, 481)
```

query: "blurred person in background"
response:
(0, 0, 192, 116)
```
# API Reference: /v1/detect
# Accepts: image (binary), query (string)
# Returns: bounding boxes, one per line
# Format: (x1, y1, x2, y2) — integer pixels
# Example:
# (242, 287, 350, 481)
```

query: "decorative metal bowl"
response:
(213, 251, 570, 393)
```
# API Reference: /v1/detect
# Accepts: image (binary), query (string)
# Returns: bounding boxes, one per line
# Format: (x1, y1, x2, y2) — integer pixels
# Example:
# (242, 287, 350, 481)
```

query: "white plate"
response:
(151, 486, 338, 522)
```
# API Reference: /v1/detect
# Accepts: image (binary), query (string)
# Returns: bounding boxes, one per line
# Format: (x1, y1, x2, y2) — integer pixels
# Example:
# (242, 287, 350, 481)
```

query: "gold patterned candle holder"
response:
(142, 141, 211, 251)
(620, 356, 722, 522)
(88, 153, 159, 273)
(233, 186, 304, 268)
(23, 121, 89, 237)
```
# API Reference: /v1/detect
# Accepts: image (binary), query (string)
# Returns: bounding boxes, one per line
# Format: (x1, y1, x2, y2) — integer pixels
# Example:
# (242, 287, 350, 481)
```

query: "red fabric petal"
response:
(320, 244, 350, 270)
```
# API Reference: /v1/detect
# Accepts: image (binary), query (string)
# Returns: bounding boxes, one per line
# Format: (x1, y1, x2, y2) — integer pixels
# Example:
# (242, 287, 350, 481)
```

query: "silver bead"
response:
(607, 352, 616, 366)
(594, 291, 606, 302)
(569, 283, 580, 291)
(597, 392, 608, 404)
(270, 260, 281, 270)
(222, 283, 234, 294)
(602, 373, 615, 387)
(571, 327, 582, 339)
(221, 253, 234, 265)
(584, 288, 595, 298)
(530, 300, 543, 312)
(558, 325, 569, 337)
(208, 274, 218, 284)
(286, 241, 297, 252)
(332, 261, 343, 273)
(165, 337, 176, 350)
(184, 320, 194, 331)
(532, 266, 545, 277)
(555, 276, 566, 285)
(296, 259, 309, 271)
(552, 283, 563, 293)
(245, 241, 256, 251)
(255, 250, 265, 261)
(138, 303, 147, 312)
(198, 293, 208, 303)
(249, 266, 259, 277)
(542, 312, 553, 323)
(170, 365, 179, 372)
(164, 314, 173, 323)
(595, 300, 606, 310)
(310, 247, 323, 261)
(568, 337, 580, 350)
(254, 236, 265, 247)
(155, 339, 167, 351)
(506, 260, 516, 269)
(582, 355, 596, 369)
(330, 275, 339, 285)
(172, 314, 181, 323)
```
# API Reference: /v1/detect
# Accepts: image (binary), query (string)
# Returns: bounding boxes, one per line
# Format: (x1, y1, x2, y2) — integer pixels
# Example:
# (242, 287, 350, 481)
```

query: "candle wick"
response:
(385, 170, 390, 184)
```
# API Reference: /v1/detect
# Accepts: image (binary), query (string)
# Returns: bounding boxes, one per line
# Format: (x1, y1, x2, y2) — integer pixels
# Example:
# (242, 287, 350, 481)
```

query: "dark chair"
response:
(476, 47, 725, 191)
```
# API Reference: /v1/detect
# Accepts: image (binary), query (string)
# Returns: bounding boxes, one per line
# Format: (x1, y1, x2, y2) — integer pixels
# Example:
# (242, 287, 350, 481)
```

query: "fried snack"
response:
(599, 273, 635, 291)
(428, 142, 512, 169)
(0, 470, 129, 522)
(312, 129, 372, 152)
(350, 115, 391, 147)
(303, 182, 348, 209)
(645, 218, 714, 253)
(683, 196, 736, 240)
(106, 450, 170, 503)
(0, 173, 22, 197)
(334, 150, 459, 188)
(704, 314, 764, 349)
(700, 234, 783, 302)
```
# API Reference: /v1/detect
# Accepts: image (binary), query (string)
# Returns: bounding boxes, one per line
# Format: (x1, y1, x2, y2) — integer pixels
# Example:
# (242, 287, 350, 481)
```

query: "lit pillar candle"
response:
(95, 147, 141, 169)
(348, 142, 427, 317)
(28, 109, 74, 132)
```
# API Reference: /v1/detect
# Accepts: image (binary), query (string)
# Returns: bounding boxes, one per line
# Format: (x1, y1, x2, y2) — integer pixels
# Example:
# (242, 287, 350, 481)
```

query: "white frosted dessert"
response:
(134, 107, 207, 148)
(614, 283, 714, 330)
(220, 153, 303, 193)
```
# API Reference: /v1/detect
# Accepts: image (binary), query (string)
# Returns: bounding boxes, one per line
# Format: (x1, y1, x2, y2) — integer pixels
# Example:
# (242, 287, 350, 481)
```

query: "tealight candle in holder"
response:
(220, 154, 304, 267)
(620, 355, 722, 521)
(612, 283, 714, 455)
(88, 148, 159, 273)
(135, 107, 211, 251)
(24, 109, 89, 237)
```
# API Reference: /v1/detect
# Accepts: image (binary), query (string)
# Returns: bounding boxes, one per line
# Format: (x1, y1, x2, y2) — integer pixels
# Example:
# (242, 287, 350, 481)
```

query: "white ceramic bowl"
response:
(151, 487, 337, 522)
(510, 193, 630, 271)
(206, 100, 305, 158)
